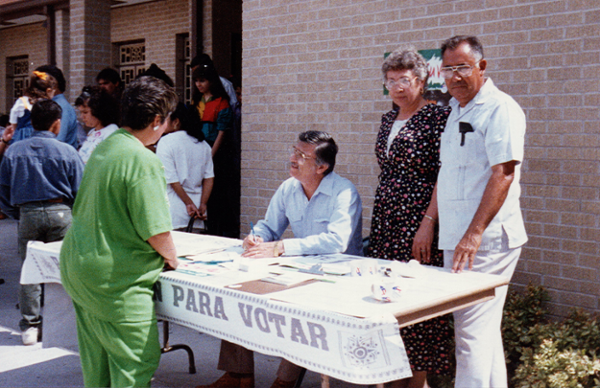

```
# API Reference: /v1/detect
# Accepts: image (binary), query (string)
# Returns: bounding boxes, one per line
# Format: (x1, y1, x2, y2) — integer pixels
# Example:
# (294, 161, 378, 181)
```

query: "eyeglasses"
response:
(440, 62, 480, 79)
(383, 77, 414, 91)
(290, 146, 316, 163)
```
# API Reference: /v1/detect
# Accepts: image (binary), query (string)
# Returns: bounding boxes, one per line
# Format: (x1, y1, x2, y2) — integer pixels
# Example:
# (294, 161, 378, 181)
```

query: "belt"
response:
(20, 198, 65, 206)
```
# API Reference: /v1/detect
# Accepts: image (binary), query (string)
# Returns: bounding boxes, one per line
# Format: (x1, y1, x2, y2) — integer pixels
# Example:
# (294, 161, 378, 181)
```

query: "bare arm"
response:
(412, 182, 439, 263)
(147, 231, 179, 270)
(198, 177, 214, 220)
(452, 161, 516, 273)
(0, 124, 15, 157)
(169, 182, 202, 219)
(211, 131, 225, 158)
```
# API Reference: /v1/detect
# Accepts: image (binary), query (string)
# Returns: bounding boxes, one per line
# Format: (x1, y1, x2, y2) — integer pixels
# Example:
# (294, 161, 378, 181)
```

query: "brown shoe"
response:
(270, 377, 297, 388)
(196, 372, 255, 388)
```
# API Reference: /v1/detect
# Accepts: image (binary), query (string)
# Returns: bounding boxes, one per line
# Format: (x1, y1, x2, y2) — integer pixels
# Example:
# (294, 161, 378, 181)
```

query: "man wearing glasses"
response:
(198, 130, 363, 388)
(432, 36, 527, 387)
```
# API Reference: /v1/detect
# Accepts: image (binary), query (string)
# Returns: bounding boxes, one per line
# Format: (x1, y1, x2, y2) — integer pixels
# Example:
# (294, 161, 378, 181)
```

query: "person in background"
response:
(7, 70, 58, 143)
(368, 46, 452, 388)
(0, 114, 8, 220)
(35, 65, 80, 149)
(0, 99, 84, 346)
(156, 103, 214, 231)
(189, 64, 237, 237)
(96, 67, 123, 101)
(191, 54, 238, 109)
(75, 86, 120, 164)
(432, 35, 527, 388)
(59, 76, 179, 387)
(198, 131, 363, 388)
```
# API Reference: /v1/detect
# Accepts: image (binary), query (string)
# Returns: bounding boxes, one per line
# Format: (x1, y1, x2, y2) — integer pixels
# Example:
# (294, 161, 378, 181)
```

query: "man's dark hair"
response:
(441, 35, 484, 61)
(0, 114, 9, 127)
(31, 99, 62, 132)
(298, 131, 338, 175)
(75, 86, 120, 127)
(137, 64, 174, 87)
(121, 76, 178, 131)
(35, 65, 66, 93)
(96, 68, 121, 85)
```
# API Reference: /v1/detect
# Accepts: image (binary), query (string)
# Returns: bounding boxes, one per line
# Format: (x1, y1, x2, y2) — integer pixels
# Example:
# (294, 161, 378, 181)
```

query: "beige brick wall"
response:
(111, 0, 191, 85)
(0, 23, 48, 113)
(241, 0, 600, 317)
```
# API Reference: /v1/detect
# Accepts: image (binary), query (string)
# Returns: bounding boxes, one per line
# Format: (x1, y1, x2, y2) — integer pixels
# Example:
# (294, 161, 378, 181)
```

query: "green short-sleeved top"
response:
(60, 129, 172, 322)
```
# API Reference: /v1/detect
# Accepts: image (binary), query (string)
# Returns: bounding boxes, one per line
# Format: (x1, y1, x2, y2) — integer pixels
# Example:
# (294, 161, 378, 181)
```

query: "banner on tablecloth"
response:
(155, 273, 411, 384)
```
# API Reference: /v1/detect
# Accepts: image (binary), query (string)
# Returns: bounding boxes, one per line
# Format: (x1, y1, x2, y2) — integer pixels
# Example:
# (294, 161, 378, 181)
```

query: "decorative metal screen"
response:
(10, 57, 30, 102)
(118, 42, 145, 86)
(184, 35, 191, 103)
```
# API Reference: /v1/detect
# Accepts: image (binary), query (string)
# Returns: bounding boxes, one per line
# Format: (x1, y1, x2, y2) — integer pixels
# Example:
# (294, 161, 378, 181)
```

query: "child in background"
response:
(8, 71, 58, 143)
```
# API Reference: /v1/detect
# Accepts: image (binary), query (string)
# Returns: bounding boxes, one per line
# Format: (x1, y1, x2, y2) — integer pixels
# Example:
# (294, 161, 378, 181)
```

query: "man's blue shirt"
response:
(0, 131, 84, 219)
(53, 94, 80, 149)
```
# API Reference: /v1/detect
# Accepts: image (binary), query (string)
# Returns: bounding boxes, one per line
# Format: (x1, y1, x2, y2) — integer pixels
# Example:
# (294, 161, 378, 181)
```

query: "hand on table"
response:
(452, 232, 482, 273)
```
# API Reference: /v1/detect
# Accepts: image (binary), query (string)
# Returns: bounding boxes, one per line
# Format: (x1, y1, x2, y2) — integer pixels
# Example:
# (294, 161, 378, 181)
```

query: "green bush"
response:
(426, 284, 600, 388)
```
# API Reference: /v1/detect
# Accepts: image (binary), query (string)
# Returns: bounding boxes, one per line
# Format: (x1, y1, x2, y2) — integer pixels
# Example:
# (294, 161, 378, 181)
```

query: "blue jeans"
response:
(18, 202, 72, 331)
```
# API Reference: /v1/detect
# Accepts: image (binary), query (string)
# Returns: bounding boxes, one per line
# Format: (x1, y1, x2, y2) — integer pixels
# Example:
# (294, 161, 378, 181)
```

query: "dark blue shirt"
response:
(0, 131, 84, 219)
(54, 94, 80, 149)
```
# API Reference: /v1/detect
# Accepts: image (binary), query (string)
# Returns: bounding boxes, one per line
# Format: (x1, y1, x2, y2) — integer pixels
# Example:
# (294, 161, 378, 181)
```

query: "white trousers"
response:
(444, 240, 521, 388)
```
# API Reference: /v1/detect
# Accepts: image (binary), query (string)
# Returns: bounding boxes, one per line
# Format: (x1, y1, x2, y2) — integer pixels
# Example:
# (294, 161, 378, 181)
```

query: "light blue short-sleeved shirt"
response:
(438, 78, 527, 251)
(253, 172, 363, 256)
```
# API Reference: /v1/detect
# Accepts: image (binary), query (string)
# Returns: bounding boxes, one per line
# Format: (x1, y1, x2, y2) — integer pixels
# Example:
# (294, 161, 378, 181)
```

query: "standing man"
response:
(433, 35, 527, 387)
(199, 130, 363, 388)
(0, 99, 84, 345)
(35, 65, 80, 149)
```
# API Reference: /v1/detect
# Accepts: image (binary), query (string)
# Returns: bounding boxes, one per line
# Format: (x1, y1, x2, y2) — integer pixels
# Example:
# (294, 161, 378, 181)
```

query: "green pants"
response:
(73, 302, 161, 387)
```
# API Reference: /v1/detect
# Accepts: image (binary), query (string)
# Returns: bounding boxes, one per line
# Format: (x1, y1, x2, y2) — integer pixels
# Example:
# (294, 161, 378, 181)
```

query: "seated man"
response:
(0, 99, 84, 345)
(198, 131, 363, 388)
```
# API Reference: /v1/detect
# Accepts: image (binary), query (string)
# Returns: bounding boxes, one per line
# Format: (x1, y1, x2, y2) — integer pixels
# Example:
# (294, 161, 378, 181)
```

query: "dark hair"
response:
(298, 131, 338, 175)
(190, 53, 214, 70)
(441, 35, 484, 61)
(138, 64, 174, 87)
(75, 86, 120, 127)
(31, 99, 62, 132)
(121, 76, 178, 131)
(0, 114, 9, 127)
(96, 68, 122, 85)
(170, 103, 204, 142)
(35, 65, 66, 93)
(191, 65, 229, 105)
(26, 71, 58, 103)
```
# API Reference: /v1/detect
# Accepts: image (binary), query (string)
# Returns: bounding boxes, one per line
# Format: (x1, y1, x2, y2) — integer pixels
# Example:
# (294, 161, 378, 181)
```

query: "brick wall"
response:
(241, 0, 600, 317)
(111, 0, 191, 84)
(0, 23, 47, 113)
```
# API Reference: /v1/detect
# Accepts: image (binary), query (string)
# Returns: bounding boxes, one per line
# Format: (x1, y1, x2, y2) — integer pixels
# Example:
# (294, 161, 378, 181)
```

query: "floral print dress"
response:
(368, 103, 452, 374)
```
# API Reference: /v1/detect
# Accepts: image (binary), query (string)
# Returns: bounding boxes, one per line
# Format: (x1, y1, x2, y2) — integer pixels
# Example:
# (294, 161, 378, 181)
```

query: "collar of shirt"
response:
(30, 130, 57, 139)
(292, 171, 337, 200)
(450, 77, 498, 117)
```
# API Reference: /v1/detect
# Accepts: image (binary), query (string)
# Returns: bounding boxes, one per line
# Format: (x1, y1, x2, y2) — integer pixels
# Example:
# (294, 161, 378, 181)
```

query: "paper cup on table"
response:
(371, 280, 402, 302)
(351, 258, 377, 277)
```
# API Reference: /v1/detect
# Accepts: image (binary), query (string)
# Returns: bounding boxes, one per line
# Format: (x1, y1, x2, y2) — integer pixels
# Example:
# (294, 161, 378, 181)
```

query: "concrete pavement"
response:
(0, 218, 364, 388)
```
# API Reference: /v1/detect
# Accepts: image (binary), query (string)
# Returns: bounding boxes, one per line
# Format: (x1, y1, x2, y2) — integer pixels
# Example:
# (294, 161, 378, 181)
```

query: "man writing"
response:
(198, 130, 363, 388)
(428, 35, 527, 387)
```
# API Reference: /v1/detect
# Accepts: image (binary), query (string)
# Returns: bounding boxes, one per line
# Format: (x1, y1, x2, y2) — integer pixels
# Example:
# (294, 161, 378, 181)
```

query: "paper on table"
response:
(261, 272, 316, 286)
(279, 253, 359, 275)
(185, 246, 244, 263)
(171, 231, 242, 257)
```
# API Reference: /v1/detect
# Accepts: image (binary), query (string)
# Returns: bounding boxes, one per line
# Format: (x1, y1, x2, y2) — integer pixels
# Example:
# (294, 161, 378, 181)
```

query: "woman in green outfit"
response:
(60, 76, 179, 387)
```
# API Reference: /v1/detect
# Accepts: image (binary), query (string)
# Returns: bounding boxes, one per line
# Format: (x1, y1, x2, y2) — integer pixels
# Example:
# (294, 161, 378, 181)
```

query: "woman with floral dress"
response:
(368, 46, 452, 388)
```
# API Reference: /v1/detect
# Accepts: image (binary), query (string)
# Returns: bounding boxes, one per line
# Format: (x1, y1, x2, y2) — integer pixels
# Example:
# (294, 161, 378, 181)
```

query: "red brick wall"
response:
(240, 0, 600, 317)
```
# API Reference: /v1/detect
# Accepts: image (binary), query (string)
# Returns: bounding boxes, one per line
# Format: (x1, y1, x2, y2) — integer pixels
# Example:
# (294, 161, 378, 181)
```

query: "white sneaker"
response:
(22, 327, 39, 346)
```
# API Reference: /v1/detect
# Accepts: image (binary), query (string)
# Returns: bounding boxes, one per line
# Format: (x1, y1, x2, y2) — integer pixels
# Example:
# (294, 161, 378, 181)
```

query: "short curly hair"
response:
(381, 46, 429, 84)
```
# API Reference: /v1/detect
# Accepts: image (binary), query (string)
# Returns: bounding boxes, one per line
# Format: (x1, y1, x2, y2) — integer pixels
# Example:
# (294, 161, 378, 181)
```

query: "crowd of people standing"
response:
(0, 34, 526, 388)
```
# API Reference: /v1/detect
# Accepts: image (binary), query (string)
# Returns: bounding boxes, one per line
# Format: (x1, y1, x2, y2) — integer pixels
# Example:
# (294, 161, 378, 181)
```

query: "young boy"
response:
(0, 99, 84, 345)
